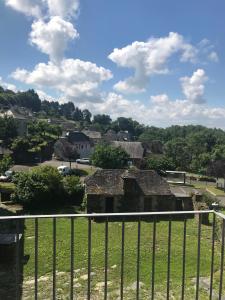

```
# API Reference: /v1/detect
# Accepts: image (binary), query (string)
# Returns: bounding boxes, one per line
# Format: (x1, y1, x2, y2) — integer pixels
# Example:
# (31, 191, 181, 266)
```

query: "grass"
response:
(21, 216, 225, 299)
(0, 182, 15, 191)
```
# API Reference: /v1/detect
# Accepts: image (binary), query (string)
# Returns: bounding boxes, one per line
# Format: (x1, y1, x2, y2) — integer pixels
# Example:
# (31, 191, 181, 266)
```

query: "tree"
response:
(12, 166, 64, 207)
(54, 139, 79, 166)
(0, 116, 18, 144)
(164, 138, 192, 171)
(147, 156, 175, 172)
(91, 144, 129, 169)
(93, 114, 112, 126)
(63, 175, 84, 205)
(0, 154, 14, 175)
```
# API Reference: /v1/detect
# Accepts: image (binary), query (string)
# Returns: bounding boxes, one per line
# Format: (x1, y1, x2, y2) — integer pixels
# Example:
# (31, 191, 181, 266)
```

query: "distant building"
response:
(66, 131, 93, 158)
(103, 129, 131, 142)
(0, 107, 31, 136)
(82, 130, 102, 145)
(85, 169, 177, 213)
(103, 129, 118, 142)
(111, 141, 145, 167)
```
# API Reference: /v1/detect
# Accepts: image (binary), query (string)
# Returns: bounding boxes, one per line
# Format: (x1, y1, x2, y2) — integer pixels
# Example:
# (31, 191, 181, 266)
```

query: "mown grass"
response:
(21, 215, 225, 299)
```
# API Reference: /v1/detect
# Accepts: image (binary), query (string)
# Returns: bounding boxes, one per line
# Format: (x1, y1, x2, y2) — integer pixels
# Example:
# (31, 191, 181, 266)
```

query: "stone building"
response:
(111, 141, 145, 167)
(85, 169, 177, 213)
(66, 131, 93, 158)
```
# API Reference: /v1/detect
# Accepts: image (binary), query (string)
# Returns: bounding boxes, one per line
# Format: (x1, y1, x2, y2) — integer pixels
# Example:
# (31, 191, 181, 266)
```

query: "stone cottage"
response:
(85, 169, 177, 213)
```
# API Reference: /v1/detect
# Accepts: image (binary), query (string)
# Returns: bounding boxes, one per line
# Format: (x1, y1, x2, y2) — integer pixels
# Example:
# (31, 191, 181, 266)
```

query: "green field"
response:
(21, 216, 225, 299)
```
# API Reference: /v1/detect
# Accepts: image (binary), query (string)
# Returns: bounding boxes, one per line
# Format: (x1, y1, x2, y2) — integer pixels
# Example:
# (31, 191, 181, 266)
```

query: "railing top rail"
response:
(214, 211, 225, 220)
(0, 210, 215, 220)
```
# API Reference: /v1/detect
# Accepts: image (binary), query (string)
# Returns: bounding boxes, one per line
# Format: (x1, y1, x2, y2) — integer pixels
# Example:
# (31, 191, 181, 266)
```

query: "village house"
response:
(66, 131, 93, 158)
(111, 141, 145, 167)
(82, 130, 102, 145)
(85, 169, 181, 213)
(0, 107, 31, 136)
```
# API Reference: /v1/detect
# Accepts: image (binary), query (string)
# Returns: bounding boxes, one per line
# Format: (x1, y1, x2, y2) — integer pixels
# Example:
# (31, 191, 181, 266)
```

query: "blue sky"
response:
(1, 0, 225, 127)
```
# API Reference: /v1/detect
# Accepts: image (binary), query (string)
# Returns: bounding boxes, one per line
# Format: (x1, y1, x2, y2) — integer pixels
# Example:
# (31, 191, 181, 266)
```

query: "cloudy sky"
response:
(1, 0, 225, 128)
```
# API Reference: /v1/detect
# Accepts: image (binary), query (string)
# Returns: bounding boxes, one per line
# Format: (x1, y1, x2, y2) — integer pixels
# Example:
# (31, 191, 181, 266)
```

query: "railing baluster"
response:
(104, 217, 109, 300)
(181, 217, 187, 300)
(15, 219, 20, 300)
(196, 214, 201, 300)
(53, 218, 56, 300)
(219, 219, 225, 300)
(151, 217, 156, 300)
(87, 218, 92, 300)
(136, 218, 141, 300)
(35, 218, 38, 300)
(167, 219, 172, 300)
(70, 217, 74, 300)
(210, 213, 215, 300)
(120, 220, 125, 300)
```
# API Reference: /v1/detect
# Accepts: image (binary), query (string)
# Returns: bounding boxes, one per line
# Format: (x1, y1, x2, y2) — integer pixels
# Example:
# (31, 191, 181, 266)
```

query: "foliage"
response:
(28, 120, 62, 137)
(54, 139, 79, 162)
(63, 175, 84, 205)
(164, 138, 192, 171)
(0, 116, 18, 144)
(147, 156, 175, 172)
(12, 166, 64, 207)
(0, 154, 14, 174)
(91, 144, 129, 169)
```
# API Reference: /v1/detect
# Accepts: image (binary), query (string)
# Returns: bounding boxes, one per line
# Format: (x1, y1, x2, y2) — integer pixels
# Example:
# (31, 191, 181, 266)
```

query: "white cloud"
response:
(208, 51, 219, 62)
(78, 92, 225, 129)
(5, 0, 42, 17)
(30, 16, 79, 63)
(5, 0, 80, 19)
(11, 59, 113, 102)
(36, 89, 56, 102)
(180, 69, 208, 104)
(108, 32, 198, 94)
(46, 0, 80, 19)
(0, 77, 18, 92)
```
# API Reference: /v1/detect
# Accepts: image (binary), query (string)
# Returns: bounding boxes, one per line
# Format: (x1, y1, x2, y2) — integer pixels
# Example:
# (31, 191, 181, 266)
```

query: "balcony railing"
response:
(0, 210, 224, 299)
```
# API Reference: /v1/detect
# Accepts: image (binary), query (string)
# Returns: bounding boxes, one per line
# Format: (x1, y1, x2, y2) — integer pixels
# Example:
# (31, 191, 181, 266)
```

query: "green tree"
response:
(147, 156, 175, 172)
(63, 175, 84, 205)
(0, 154, 14, 175)
(164, 138, 192, 171)
(12, 166, 64, 207)
(91, 144, 129, 169)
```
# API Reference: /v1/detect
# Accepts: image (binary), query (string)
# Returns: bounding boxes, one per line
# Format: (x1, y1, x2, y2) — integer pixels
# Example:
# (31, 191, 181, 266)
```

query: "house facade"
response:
(85, 169, 178, 213)
(66, 131, 93, 158)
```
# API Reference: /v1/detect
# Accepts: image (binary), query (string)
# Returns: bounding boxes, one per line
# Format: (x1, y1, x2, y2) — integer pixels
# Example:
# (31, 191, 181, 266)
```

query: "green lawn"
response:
(0, 182, 15, 191)
(21, 216, 225, 299)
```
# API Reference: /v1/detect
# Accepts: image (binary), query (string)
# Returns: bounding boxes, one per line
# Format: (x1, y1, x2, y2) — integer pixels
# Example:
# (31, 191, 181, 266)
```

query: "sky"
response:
(1, 0, 225, 128)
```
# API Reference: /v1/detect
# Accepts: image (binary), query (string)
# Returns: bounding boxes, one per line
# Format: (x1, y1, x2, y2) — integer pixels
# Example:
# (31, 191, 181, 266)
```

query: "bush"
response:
(0, 154, 14, 175)
(91, 144, 129, 169)
(63, 176, 84, 206)
(12, 166, 64, 208)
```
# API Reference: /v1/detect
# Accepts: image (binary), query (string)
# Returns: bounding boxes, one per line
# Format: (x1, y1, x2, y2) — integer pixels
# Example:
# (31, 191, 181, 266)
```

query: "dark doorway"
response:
(105, 197, 114, 213)
(176, 199, 183, 211)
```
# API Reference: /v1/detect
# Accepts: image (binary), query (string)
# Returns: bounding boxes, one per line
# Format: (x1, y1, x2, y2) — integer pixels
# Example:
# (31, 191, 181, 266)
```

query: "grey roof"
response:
(85, 169, 172, 196)
(82, 130, 102, 139)
(67, 131, 90, 143)
(111, 141, 144, 159)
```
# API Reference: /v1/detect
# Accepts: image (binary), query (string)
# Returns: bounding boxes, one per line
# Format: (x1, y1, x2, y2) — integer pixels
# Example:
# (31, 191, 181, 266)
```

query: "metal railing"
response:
(0, 210, 224, 299)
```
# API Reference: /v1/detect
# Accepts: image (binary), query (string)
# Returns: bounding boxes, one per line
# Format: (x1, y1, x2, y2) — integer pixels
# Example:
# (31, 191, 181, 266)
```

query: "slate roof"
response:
(82, 130, 102, 140)
(67, 131, 90, 143)
(85, 169, 172, 196)
(111, 141, 144, 159)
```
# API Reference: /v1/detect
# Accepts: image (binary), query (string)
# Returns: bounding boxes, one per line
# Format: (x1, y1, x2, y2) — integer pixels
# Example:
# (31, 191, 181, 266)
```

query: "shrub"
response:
(63, 175, 84, 206)
(0, 154, 14, 175)
(91, 144, 129, 169)
(12, 166, 64, 208)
